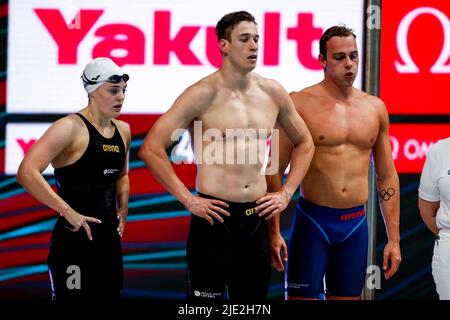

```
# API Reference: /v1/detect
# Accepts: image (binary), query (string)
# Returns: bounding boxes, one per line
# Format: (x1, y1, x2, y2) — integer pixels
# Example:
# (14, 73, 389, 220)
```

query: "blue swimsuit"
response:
(286, 197, 368, 298)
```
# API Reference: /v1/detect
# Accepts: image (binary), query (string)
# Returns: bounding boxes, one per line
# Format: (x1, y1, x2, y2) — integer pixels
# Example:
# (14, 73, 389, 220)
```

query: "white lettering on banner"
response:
(389, 135, 435, 161)
(404, 139, 434, 161)
(395, 7, 450, 74)
(390, 136, 400, 160)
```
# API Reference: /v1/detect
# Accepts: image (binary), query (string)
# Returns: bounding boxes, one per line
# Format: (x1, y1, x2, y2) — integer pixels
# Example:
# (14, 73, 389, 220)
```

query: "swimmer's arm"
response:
(258, 85, 313, 219)
(266, 122, 295, 271)
(267, 123, 293, 234)
(16, 117, 77, 217)
(266, 144, 289, 271)
(116, 170, 129, 237)
(267, 122, 294, 188)
(257, 83, 313, 220)
(372, 98, 401, 277)
(276, 87, 314, 200)
(138, 84, 213, 207)
(116, 121, 131, 236)
(372, 99, 400, 243)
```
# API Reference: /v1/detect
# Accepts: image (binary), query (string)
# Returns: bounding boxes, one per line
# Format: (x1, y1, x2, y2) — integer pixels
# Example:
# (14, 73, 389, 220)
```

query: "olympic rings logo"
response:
(380, 188, 395, 201)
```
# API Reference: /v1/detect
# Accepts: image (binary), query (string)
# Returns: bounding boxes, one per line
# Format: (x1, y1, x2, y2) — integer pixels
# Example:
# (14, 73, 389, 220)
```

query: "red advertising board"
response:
(390, 124, 450, 173)
(380, 1, 450, 114)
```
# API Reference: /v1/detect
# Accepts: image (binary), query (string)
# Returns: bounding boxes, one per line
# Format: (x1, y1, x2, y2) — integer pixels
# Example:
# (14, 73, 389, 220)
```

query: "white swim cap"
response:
(81, 57, 129, 93)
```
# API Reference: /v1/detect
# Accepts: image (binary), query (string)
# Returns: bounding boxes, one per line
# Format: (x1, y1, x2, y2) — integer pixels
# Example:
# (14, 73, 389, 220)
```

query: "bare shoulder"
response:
(113, 118, 131, 140)
(360, 90, 388, 114)
(112, 119, 131, 149)
(289, 84, 322, 113)
(164, 73, 220, 118)
(255, 73, 287, 96)
(112, 119, 130, 134)
(290, 84, 320, 101)
(184, 73, 219, 102)
(55, 113, 83, 133)
(37, 113, 81, 147)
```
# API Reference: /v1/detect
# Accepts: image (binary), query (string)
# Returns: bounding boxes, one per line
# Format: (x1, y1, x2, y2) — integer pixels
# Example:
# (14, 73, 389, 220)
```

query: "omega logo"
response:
(395, 7, 450, 74)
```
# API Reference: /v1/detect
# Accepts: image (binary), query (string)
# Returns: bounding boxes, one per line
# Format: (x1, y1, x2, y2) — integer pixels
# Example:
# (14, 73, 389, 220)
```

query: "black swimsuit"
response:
(48, 113, 126, 301)
(186, 192, 271, 300)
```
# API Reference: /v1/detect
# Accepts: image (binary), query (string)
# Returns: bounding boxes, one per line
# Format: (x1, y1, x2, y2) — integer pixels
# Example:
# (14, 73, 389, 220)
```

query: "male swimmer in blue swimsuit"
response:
(265, 26, 402, 300)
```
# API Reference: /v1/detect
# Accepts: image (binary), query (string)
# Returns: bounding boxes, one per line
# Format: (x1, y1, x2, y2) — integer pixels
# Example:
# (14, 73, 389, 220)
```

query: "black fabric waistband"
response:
(197, 192, 258, 217)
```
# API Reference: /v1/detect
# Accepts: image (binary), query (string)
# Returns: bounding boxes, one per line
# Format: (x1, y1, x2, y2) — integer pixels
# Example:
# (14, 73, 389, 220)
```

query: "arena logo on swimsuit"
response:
(103, 144, 119, 153)
(340, 209, 365, 221)
(33, 9, 323, 70)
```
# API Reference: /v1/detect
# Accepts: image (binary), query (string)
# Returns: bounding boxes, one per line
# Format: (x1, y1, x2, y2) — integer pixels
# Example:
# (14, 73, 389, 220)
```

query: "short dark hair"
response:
(319, 25, 356, 58)
(215, 11, 257, 42)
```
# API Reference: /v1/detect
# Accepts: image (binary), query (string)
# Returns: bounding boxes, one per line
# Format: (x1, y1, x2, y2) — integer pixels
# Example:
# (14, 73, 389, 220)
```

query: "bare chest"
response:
(304, 103, 380, 149)
(197, 91, 278, 134)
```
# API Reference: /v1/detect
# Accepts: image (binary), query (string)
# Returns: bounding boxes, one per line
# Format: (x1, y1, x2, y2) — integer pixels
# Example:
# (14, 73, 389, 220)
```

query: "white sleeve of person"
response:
(419, 137, 450, 230)
(418, 141, 440, 202)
